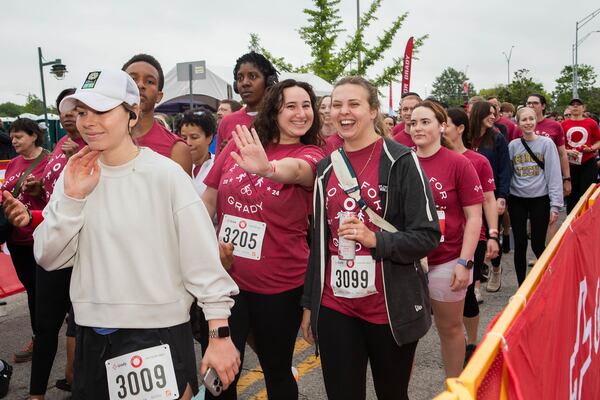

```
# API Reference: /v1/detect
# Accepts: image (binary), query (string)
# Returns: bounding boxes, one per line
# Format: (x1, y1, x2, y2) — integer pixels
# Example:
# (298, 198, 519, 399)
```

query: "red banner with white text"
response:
(401, 37, 414, 95)
(501, 203, 600, 399)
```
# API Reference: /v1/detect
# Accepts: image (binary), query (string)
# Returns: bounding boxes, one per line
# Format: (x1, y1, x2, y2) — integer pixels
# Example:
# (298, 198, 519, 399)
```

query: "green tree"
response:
(504, 69, 547, 106)
(430, 67, 475, 107)
(553, 64, 598, 109)
(479, 70, 547, 107)
(0, 102, 24, 117)
(249, 0, 427, 87)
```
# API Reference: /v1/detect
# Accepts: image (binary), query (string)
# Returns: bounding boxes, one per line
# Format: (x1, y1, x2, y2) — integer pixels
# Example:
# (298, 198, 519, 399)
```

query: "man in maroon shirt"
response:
(562, 98, 600, 212)
(122, 54, 192, 175)
(392, 92, 420, 148)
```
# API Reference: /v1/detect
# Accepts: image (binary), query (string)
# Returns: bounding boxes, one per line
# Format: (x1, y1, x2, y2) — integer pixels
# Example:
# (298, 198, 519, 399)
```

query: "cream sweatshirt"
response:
(33, 148, 239, 329)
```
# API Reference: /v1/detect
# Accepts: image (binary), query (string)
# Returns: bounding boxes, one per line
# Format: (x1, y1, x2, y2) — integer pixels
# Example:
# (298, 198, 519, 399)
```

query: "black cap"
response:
(569, 98, 584, 106)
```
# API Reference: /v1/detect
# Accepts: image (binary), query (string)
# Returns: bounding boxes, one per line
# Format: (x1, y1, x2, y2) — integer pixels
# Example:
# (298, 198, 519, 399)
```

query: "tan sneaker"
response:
(13, 340, 33, 363)
(486, 266, 502, 292)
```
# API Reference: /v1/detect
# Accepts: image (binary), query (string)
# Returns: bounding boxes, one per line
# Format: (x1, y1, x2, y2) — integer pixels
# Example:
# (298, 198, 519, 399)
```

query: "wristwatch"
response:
(208, 326, 230, 339)
(457, 258, 474, 270)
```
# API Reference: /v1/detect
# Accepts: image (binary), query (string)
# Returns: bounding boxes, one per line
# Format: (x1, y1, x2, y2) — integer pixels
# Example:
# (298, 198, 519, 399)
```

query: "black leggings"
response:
(30, 266, 72, 395)
(567, 158, 598, 213)
(509, 195, 550, 286)
(201, 287, 303, 400)
(7, 243, 37, 335)
(464, 240, 487, 318)
(317, 306, 418, 400)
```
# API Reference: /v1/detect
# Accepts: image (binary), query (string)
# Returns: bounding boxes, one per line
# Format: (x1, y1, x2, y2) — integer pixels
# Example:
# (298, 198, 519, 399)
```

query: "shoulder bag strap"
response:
(520, 138, 544, 170)
(331, 148, 429, 272)
(12, 149, 49, 197)
(331, 149, 397, 233)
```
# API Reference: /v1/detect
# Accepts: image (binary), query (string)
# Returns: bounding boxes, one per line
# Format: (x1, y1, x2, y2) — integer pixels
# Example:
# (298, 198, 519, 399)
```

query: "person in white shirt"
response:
(178, 110, 216, 196)
(33, 69, 240, 400)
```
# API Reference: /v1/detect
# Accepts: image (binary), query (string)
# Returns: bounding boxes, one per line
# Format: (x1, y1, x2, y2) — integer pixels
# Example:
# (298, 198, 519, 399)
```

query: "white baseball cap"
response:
(59, 69, 140, 113)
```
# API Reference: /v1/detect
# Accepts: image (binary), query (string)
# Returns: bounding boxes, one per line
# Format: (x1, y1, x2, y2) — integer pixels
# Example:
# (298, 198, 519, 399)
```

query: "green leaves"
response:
(247, 0, 424, 86)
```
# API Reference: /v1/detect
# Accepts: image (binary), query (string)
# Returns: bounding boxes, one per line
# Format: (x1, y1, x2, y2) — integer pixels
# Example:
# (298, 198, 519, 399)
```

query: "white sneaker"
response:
(474, 287, 484, 304)
(486, 266, 501, 292)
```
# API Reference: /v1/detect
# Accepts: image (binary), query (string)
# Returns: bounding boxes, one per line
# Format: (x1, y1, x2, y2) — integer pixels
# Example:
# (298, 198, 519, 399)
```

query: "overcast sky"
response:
(1, 0, 599, 108)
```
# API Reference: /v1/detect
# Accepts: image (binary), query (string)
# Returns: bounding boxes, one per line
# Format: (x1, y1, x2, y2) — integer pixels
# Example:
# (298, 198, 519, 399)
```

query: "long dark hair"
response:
(447, 107, 470, 148)
(253, 79, 323, 147)
(469, 101, 496, 149)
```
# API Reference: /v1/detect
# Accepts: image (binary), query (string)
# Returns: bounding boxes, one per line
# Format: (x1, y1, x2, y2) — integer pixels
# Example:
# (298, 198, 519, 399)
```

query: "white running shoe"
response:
(486, 266, 502, 292)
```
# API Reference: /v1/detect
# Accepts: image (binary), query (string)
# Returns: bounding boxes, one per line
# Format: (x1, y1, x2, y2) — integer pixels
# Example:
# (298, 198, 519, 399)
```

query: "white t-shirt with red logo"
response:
(204, 140, 324, 294)
(561, 118, 600, 164)
(321, 139, 388, 324)
(418, 147, 484, 265)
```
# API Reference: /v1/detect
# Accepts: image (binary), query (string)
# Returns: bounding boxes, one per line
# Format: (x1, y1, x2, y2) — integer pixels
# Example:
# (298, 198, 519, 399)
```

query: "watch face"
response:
(467, 260, 474, 269)
(217, 326, 230, 338)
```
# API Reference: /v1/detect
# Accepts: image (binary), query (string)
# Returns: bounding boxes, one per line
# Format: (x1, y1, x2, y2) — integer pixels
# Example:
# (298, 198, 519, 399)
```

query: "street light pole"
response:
(573, 8, 600, 97)
(38, 47, 67, 146)
(502, 46, 514, 86)
(356, 0, 361, 71)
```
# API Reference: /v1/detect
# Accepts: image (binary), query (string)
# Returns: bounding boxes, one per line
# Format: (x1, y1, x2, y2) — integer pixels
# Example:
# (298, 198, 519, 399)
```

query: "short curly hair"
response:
(233, 52, 278, 85)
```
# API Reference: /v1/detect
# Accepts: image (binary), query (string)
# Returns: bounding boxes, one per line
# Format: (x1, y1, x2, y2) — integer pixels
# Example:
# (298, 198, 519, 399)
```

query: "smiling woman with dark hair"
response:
(202, 79, 324, 400)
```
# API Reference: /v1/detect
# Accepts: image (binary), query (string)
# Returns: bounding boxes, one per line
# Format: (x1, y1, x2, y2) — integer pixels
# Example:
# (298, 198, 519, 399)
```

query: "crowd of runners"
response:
(0, 50, 599, 400)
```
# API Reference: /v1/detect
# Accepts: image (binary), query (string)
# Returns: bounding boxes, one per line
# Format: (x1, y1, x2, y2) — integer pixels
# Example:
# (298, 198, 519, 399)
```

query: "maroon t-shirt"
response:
(322, 134, 344, 156)
(496, 116, 516, 141)
(561, 118, 600, 164)
(205, 140, 324, 294)
(43, 135, 87, 199)
(418, 147, 484, 265)
(135, 121, 183, 159)
(512, 118, 565, 147)
(392, 127, 416, 149)
(392, 121, 405, 136)
(462, 149, 495, 241)
(1, 154, 49, 245)
(216, 109, 255, 157)
(321, 139, 388, 324)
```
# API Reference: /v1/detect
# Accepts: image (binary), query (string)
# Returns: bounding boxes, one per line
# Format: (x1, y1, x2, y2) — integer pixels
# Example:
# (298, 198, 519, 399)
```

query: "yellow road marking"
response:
(247, 354, 322, 400)
(237, 338, 312, 394)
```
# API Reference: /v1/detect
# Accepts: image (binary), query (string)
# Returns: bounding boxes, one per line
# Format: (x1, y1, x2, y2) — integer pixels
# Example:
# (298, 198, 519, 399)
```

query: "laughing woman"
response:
(301, 77, 440, 400)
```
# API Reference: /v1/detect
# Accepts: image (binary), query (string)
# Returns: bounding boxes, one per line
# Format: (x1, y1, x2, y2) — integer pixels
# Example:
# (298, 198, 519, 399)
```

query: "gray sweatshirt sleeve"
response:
(543, 139, 564, 213)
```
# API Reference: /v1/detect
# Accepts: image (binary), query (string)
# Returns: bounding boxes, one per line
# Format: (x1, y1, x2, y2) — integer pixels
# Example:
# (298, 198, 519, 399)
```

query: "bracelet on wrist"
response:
(264, 160, 276, 178)
(562, 177, 571, 182)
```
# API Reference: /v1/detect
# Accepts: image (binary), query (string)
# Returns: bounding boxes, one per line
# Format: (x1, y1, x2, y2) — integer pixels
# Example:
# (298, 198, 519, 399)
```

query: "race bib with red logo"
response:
(105, 344, 178, 400)
(218, 214, 266, 260)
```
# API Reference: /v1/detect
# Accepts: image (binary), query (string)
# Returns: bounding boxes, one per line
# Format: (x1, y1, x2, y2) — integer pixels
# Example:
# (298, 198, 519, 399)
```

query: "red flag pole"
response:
(401, 37, 414, 95)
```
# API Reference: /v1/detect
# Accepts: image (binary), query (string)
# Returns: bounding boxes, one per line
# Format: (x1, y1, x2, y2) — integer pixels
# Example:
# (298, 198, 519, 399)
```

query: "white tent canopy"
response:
(159, 65, 334, 112)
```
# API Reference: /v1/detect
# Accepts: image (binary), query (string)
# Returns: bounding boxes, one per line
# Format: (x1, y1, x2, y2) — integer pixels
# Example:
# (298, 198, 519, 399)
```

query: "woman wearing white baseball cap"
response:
(33, 69, 240, 400)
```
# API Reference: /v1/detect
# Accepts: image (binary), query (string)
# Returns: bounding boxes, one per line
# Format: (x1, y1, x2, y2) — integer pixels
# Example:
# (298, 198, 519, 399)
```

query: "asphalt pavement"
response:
(1, 248, 522, 400)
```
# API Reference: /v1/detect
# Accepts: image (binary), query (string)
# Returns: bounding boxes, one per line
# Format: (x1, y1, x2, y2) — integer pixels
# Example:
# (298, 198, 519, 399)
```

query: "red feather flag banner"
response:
(401, 36, 414, 95)
(389, 81, 393, 115)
